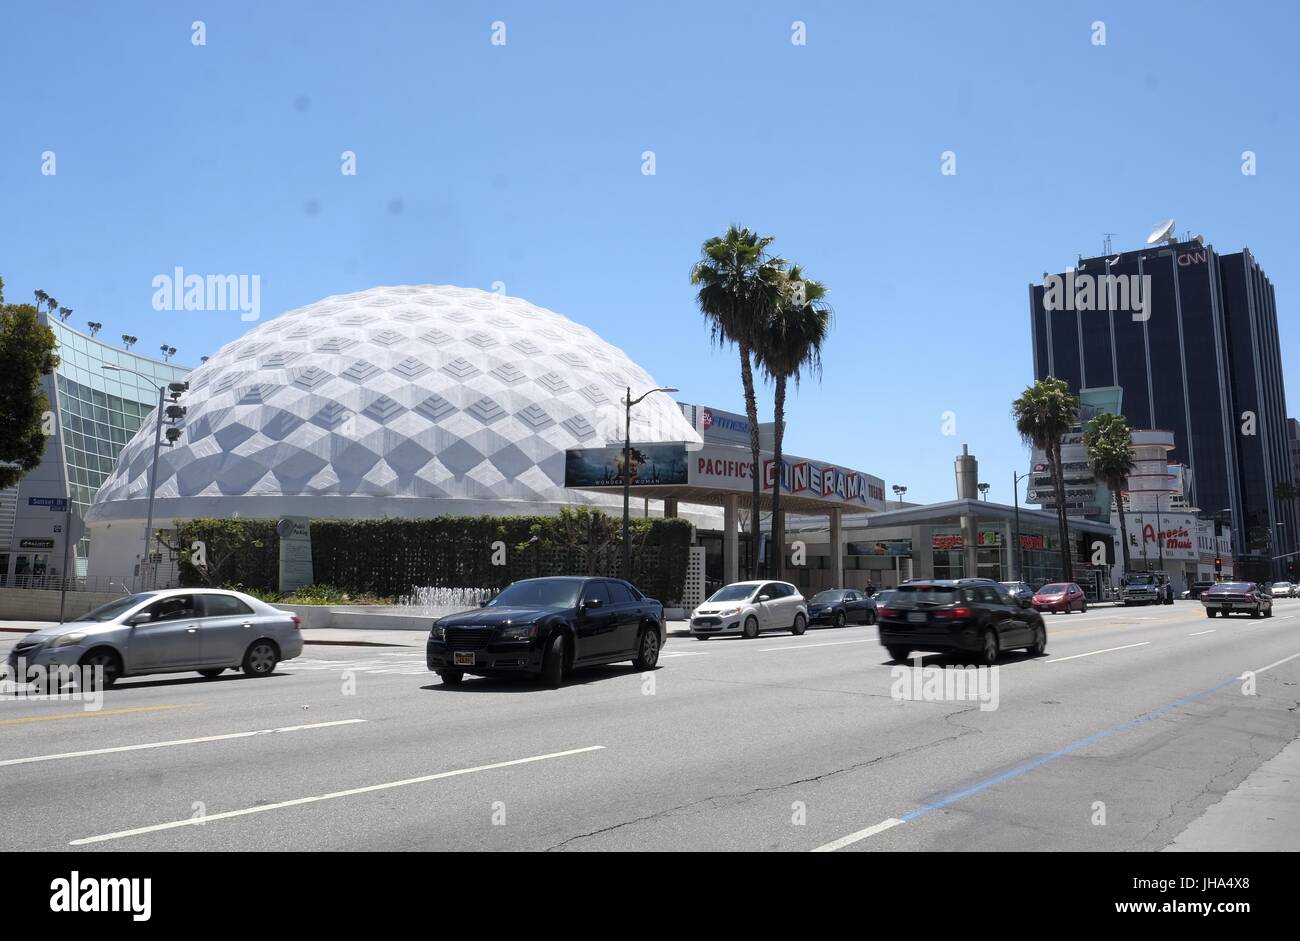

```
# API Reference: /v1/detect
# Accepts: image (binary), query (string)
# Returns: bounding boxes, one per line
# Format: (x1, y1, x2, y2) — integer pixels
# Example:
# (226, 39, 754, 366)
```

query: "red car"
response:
(1032, 582, 1087, 614)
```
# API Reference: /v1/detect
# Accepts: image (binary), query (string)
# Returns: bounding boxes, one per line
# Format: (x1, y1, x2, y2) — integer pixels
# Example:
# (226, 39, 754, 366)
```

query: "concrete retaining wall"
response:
(269, 604, 435, 631)
(0, 588, 126, 622)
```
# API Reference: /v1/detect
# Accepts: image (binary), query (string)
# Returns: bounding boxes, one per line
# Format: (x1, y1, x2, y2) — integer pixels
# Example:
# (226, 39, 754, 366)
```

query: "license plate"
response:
(453, 652, 475, 666)
(1220, 605, 1231, 612)
(907, 612, 927, 623)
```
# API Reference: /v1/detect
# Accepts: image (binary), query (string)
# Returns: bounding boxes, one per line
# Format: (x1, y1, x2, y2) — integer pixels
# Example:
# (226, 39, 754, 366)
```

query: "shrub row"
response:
(176, 509, 693, 604)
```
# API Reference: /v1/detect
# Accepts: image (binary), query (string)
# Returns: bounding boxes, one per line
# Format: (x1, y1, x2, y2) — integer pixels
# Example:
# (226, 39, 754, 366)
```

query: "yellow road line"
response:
(0, 704, 195, 726)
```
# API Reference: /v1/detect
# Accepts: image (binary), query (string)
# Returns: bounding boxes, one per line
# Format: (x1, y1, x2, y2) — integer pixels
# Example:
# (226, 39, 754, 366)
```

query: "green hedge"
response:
(176, 509, 693, 604)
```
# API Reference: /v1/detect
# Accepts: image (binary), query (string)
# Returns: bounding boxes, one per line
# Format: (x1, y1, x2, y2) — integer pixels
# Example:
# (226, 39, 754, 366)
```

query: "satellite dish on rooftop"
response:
(1147, 218, 1176, 245)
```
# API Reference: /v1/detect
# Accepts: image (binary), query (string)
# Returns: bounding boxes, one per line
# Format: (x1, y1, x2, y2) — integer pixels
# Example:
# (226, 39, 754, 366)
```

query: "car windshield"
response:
(486, 580, 582, 609)
(1126, 575, 1156, 585)
(1208, 582, 1251, 592)
(80, 593, 155, 622)
(1039, 583, 1067, 593)
(892, 585, 959, 608)
(811, 591, 848, 603)
(709, 584, 759, 603)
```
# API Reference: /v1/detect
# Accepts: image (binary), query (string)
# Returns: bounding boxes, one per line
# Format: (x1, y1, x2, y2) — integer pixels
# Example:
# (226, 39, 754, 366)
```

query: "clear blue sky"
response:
(3, 1, 1297, 505)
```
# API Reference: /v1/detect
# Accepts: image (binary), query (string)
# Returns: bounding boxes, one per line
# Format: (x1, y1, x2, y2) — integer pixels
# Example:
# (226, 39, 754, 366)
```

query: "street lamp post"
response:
(103, 366, 186, 589)
(620, 386, 678, 579)
(977, 482, 989, 501)
(1012, 470, 1030, 582)
(892, 484, 907, 507)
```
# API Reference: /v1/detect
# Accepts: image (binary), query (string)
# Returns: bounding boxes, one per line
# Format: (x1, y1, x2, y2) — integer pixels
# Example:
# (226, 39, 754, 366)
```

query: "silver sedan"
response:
(4, 588, 304, 689)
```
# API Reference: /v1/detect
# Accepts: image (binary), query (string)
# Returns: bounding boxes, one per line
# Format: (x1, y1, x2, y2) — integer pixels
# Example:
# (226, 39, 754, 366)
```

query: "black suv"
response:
(427, 577, 665, 688)
(876, 578, 1046, 665)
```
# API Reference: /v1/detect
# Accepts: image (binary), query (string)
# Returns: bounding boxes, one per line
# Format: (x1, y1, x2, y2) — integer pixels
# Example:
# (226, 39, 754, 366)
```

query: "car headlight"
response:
(498, 623, 537, 642)
(51, 633, 88, 648)
(430, 624, 446, 642)
(717, 607, 741, 617)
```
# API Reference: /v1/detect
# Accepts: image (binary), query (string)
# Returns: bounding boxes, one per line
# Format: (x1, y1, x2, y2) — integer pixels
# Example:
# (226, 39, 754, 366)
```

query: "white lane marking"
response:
(1045, 642, 1151, 664)
(811, 817, 905, 852)
(0, 719, 367, 768)
(760, 639, 872, 652)
(1188, 630, 1215, 636)
(70, 744, 605, 845)
(659, 651, 707, 659)
(1244, 650, 1300, 677)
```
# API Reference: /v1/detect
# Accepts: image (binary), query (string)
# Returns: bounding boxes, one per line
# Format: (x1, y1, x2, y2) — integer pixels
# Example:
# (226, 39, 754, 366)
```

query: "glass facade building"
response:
(1030, 240, 1296, 582)
(0, 316, 189, 585)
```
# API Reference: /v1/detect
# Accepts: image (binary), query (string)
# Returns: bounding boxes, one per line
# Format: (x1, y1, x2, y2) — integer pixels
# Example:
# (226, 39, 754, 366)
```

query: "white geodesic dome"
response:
(86, 285, 701, 524)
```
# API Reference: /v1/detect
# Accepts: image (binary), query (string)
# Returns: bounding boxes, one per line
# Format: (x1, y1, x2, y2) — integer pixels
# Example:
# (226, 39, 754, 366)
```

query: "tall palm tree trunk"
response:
(771, 376, 787, 583)
(1114, 484, 1131, 572)
(739, 343, 761, 579)
(1050, 443, 1073, 582)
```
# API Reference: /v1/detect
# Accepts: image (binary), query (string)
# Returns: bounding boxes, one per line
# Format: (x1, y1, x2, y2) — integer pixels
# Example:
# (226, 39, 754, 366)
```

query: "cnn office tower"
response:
(1029, 239, 1297, 580)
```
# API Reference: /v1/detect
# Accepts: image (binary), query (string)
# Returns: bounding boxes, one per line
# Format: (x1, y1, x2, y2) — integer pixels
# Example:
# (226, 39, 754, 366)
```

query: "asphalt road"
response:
(1, 599, 1298, 852)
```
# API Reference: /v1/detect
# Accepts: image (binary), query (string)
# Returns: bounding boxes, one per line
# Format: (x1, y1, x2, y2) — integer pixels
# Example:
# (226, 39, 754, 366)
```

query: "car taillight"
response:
(936, 607, 972, 620)
(878, 606, 897, 618)
(290, 616, 301, 629)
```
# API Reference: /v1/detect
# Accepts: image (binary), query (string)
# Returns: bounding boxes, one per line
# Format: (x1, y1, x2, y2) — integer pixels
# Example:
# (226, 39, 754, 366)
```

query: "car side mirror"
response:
(583, 598, 602, 610)
(479, 600, 489, 607)
(126, 614, 150, 627)
(757, 594, 770, 602)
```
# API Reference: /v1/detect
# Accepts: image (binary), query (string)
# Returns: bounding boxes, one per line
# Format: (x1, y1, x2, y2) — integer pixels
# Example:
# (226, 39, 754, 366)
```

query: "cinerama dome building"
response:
(85, 286, 702, 560)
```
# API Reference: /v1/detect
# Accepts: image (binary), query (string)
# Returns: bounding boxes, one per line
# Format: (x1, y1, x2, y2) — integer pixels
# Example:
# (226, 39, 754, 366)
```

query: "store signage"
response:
(276, 517, 314, 594)
(564, 444, 690, 487)
(28, 497, 68, 512)
(699, 406, 752, 445)
(762, 458, 884, 506)
(1178, 250, 1207, 266)
(848, 540, 911, 557)
(19, 538, 55, 549)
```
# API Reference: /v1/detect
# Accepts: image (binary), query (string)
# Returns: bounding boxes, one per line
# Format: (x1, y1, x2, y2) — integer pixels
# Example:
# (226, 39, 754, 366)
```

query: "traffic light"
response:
(1214, 557, 1222, 574)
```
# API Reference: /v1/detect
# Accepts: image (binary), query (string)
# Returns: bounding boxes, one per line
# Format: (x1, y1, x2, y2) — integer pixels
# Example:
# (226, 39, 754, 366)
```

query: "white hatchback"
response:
(689, 580, 808, 640)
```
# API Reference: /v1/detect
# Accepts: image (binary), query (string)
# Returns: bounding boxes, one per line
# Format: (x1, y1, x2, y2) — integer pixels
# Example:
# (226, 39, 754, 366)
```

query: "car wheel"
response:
(1028, 623, 1047, 657)
(78, 649, 121, 690)
(834, 611, 846, 629)
(539, 634, 565, 688)
(791, 614, 807, 636)
(742, 616, 760, 639)
(1251, 608, 1261, 619)
(886, 646, 911, 664)
(1205, 608, 1216, 618)
(438, 669, 463, 686)
(694, 634, 709, 641)
(197, 668, 224, 678)
(632, 627, 660, 670)
(1080, 601, 1087, 613)
(241, 640, 279, 677)
(979, 629, 999, 666)
(1264, 607, 1273, 619)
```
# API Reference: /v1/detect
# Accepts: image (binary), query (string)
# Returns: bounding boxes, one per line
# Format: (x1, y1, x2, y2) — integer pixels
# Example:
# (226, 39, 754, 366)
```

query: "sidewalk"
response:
(1164, 733, 1300, 852)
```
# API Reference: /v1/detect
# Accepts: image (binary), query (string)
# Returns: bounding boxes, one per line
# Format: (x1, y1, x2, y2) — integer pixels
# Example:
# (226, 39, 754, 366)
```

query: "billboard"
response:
(564, 444, 689, 488)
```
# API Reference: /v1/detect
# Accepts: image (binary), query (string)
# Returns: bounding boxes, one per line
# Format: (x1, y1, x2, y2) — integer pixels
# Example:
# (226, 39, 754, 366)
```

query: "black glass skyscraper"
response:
(1029, 239, 1296, 580)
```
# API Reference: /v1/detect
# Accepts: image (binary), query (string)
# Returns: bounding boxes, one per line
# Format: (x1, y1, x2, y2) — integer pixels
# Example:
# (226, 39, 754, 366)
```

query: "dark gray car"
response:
(4, 588, 304, 689)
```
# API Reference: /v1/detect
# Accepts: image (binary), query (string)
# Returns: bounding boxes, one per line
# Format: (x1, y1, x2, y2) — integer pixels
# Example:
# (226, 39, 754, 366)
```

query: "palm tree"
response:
(756, 266, 831, 582)
(1012, 378, 1080, 582)
(691, 226, 786, 578)
(33, 290, 48, 312)
(1084, 412, 1136, 573)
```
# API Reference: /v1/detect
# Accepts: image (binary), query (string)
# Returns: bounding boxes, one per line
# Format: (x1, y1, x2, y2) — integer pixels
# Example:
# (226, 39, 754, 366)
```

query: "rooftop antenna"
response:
(1146, 218, 1176, 246)
(1103, 233, 1116, 255)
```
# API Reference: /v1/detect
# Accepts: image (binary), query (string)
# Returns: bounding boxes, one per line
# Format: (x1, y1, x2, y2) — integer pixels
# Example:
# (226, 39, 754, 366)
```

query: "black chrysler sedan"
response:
(427, 576, 666, 688)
